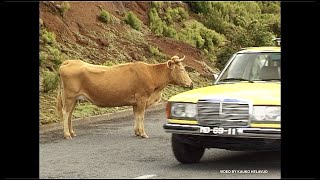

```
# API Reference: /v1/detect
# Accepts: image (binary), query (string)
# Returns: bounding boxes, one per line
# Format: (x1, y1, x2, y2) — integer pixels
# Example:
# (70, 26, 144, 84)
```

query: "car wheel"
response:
(171, 134, 205, 163)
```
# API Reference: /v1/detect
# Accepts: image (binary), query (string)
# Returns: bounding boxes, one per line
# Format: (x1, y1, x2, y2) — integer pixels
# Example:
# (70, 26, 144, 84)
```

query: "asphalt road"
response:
(40, 109, 281, 179)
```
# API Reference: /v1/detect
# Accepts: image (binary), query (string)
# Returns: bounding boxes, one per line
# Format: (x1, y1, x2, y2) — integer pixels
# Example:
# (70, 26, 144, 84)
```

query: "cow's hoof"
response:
(141, 133, 149, 138)
(70, 131, 77, 137)
(134, 130, 140, 136)
(63, 134, 72, 139)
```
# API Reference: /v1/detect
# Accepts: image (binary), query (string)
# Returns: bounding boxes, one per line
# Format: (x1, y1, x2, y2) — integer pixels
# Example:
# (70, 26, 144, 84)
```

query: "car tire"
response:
(171, 134, 205, 163)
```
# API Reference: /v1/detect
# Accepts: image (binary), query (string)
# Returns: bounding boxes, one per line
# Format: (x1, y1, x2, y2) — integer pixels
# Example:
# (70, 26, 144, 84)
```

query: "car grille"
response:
(197, 98, 250, 127)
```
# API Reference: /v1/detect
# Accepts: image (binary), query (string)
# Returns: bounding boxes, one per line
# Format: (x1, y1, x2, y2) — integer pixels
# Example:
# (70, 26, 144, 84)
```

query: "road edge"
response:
(40, 102, 166, 134)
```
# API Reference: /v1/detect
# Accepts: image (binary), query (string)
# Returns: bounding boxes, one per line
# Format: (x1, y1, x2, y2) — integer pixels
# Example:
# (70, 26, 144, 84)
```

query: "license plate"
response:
(199, 127, 237, 135)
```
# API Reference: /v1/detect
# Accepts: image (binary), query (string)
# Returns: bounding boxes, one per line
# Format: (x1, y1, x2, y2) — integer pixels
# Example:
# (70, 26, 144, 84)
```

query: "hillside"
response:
(40, 2, 215, 73)
(39, 1, 280, 125)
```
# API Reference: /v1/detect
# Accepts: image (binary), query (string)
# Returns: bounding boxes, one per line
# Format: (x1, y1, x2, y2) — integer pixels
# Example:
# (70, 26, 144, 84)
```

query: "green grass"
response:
(72, 103, 130, 119)
(40, 90, 60, 125)
(40, 90, 131, 125)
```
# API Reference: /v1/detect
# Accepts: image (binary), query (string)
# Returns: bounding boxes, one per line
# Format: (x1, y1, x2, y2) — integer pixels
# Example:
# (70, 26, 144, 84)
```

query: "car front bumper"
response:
(163, 123, 281, 139)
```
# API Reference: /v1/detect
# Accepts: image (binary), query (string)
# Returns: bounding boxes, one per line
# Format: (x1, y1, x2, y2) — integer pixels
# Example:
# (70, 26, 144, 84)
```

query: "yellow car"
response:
(164, 46, 281, 163)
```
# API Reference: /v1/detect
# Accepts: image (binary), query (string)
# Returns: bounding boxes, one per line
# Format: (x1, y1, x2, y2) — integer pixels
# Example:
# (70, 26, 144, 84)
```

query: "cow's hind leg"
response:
(133, 106, 140, 136)
(62, 98, 76, 139)
(68, 101, 77, 137)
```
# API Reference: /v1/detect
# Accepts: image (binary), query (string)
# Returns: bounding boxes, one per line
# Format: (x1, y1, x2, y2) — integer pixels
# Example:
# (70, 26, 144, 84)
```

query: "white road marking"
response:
(133, 174, 157, 179)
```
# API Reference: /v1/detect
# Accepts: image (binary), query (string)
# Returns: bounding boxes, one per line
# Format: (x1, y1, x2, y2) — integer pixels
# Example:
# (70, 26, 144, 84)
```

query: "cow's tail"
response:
(56, 74, 63, 120)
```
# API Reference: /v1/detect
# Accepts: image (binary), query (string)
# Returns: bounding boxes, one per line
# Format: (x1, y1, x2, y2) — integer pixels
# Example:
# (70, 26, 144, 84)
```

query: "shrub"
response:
(166, 7, 182, 22)
(41, 29, 56, 45)
(148, 45, 167, 60)
(194, 34, 205, 48)
(177, 28, 195, 47)
(200, 27, 226, 49)
(148, 8, 158, 23)
(247, 22, 274, 46)
(177, 7, 189, 20)
(163, 26, 177, 38)
(258, 1, 280, 14)
(100, 10, 111, 24)
(204, 11, 231, 34)
(47, 46, 64, 67)
(59, 2, 70, 16)
(151, 1, 163, 9)
(39, 51, 48, 66)
(149, 8, 165, 36)
(42, 70, 59, 93)
(164, 13, 173, 25)
(260, 13, 280, 37)
(177, 20, 226, 51)
(187, 2, 212, 14)
(124, 11, 142, 31)
(148, 45, 160, 56)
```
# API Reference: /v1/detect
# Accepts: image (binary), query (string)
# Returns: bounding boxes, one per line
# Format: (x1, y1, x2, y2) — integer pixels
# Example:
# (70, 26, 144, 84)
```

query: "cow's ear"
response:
(167, 60, 174, 69)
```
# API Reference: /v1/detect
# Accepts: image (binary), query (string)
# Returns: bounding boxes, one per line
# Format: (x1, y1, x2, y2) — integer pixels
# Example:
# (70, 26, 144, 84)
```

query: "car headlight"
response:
(170, 103, 197, 119)
(251, 106, 281, 121)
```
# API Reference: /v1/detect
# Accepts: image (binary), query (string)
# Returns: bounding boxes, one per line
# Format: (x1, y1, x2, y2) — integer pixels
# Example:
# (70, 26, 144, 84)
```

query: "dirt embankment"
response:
(40, 1, 217, 76)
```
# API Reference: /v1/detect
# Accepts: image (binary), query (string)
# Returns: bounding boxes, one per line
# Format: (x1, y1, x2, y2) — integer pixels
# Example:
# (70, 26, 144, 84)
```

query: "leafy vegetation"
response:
(40, 27, 66, 71)
(124, 11, 143, 31)
(148, 45, 168, 60)
(163, 25, 177, 38)
(42, 70, 59, 93)
(149, 8, 166, 36)
(165, 7, 189, 23)
(186, 1, 280, 68)
(40, 29, 56, 45)
(58, 2, 70, 16)
(100, 10, 111, 24)
(178, 20, 226, 51)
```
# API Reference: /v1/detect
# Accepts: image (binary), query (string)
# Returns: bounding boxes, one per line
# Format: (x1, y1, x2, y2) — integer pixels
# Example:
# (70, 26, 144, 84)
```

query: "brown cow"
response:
(57, 55, 193, 139)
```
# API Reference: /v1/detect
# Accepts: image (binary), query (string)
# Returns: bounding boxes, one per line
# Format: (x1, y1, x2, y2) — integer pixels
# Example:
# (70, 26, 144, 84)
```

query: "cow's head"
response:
(167, 55, 193, 89)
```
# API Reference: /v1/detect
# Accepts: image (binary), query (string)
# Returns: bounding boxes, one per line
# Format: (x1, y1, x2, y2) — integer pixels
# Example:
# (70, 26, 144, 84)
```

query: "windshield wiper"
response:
(219, 78, 254, 83)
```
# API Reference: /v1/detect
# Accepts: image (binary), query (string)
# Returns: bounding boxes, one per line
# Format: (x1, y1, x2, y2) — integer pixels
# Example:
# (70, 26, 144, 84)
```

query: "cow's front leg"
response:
(139, 114, 149, 138)
(133, 99, 149, 138)
(134, 115, 149, 138)
(134, 118, 141, 136)
(70, 130, 76, 137)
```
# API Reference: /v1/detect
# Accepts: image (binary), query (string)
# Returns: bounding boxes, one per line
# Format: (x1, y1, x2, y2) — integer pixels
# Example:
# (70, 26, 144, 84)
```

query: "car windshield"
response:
(217, 52, 281, 83)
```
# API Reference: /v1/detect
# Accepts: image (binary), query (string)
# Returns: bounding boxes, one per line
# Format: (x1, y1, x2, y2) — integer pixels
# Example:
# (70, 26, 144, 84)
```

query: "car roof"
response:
(237, 46, 281, 53)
